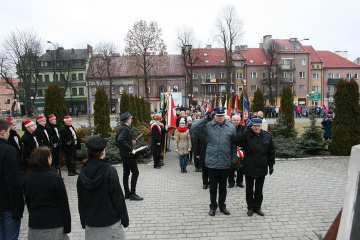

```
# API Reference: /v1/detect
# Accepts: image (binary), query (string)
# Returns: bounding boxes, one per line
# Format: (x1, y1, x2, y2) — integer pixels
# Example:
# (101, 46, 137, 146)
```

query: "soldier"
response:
(60, 115, 81, 176)
(47, 114, 61, 173)
(235, 118, 275, 217)
(116, 112, 143, 201)
(34, 116, 51, 147)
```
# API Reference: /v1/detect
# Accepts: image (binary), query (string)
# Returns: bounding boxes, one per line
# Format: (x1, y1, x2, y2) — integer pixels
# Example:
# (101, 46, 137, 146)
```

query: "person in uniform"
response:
(192, 107, 237, 216)
(34, 116, 50, 148)
(21, 119, 39, 172)
(235, 118, 275, 217)
(77, 136, 129, 239)
(6, 117, 22, 169)
(116, 112, 143, 201)
(150, 114, 166, 169)
(47, 114, 61, 174)
(60, 115, 80, 176)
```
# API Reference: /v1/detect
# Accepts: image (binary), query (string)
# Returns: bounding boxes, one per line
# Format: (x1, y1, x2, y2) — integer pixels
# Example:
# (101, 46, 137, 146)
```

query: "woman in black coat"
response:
(193, 128, 209, 189)
(20, 120, 39, 172)
(151, 115, 166, 169)
(22, 147, 71, 239)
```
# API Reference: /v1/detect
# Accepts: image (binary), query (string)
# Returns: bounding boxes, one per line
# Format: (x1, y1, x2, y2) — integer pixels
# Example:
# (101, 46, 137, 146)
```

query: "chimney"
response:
(235, 46, 240, 52)
(206, 45, 212, 49)
(71, 48, 75, 54)
(240, 45, 248, 50)
(290, 38, 298, 42)
(262, 35, 272, 52)
(46, 50, 50, 54)
(335, 51, 348, 59)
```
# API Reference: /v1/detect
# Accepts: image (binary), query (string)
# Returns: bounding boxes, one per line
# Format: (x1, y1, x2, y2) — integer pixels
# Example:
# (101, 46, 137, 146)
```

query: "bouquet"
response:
(234, 147, 244, 171)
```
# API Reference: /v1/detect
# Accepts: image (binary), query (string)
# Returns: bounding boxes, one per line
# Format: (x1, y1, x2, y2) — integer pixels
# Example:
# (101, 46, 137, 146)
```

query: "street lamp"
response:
(47, 41, 57, 82)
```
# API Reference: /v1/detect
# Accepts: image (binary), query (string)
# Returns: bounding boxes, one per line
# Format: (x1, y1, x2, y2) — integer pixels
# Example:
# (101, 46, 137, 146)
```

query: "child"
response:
(174, 119, 191, 173)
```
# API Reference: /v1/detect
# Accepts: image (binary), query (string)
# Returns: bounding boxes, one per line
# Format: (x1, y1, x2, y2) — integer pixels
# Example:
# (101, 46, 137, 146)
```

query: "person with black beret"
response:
(77, 136, 129, 239)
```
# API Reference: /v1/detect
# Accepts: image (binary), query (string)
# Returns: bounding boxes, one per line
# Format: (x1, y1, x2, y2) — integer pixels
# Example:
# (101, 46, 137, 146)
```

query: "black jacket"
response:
(77, 158, 129, 228)
(7, 129, 22, 160)
(34, 124, 51, 147)
(193, 130, 207, 163)
(20, 131, 38, 161)
(235, 127, 275, 177)
(47, 123, 61, 149)
(22, 167, 71, 233)
(0, 138, 24, 219)
(151, 122, 166, 154)
(60, 124, 81, 155)
(116, 123, 134, 158)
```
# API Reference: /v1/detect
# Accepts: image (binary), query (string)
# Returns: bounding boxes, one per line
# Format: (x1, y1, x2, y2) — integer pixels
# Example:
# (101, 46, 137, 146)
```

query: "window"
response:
(60, 74, 65, 81)
(250, 72, 257, 79)
(271, 72, 275, 79)
(80, 105, 85, 111)
(201, 73, 206, 79)
(219, 72, 225, 79)
(347, 73, 352, 79)
(328, 73, 334, 79)
(5, 99, 11, 104)
(173, 85, 179, 92)
(299, 72, 306, 78)
(355, 73, 359, 79)
(78, 73, 84, 81)
(282, 72, 287, 78)
(45, 75, 49, 82)
(72, 88, 77, 96)
(336, 73, 341, 79)
(220, 60, 225, 63)
(193, 86, 198, 92)
(300, 59, 306, 65)
(250, 85, 257, 91)
(312, 86, 319, 92)
(289, 72, 294, 82)
(205, 60, 209, 63)
(111, 86, 115, 95)
(37, 75, 43, 82)
(249, 59, 254, 63)
(79, 88, 84, 95)
(119, 86, 124, 94)
(209, 73, 215, 79)
(147, 85, 151, 94)
(237, 85, 243, 92)
(219, 85, 226, 92)
(236, 72, 243, 79)
(299, 85, 305, 91)
(328, 85, 334, 92)
(262, 72, 266, 79)
(128, 85, 133, 94)
(208, 85, 215, 92)
(312, 73, 319, 80)
(158, 85, 164, 93)
(53, 74, 58, 81)
(37, 89, 43, 97)
(72, 74, 76, 81)
(204, 53, 207, 56)
(201, 86, 206, 93)
(192, 73, 198, 79)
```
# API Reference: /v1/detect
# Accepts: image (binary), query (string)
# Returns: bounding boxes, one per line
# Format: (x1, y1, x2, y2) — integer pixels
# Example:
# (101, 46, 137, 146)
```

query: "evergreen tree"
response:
(251, 88, 265, 113)
(280, 85, 295, 138)
(128, 94, 138, 126)
(120, 91, 131, 116)
(330, 79, 360, 155)
(142, 99, 151, 123)
(44, 82, 68, 128)
(135, 96, 144, 124)
(301, 113, 326, 155)
(94, 86, 111, 138)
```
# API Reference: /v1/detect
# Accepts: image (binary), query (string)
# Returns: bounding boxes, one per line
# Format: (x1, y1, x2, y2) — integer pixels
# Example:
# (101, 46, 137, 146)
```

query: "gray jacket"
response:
(192, 118, 237, 169)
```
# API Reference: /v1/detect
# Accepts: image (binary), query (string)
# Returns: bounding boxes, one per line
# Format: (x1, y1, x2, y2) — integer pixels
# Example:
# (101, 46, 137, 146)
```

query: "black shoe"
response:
(154, 166, 161, 169)
(254, 209, 265, 216)
(125, 192, 130, 199)
(129, 193, 143, 201)
(203, 184, 208, 189)
(68, 172, 76, 176)
(198, 168, 202, 172)
(247, 209, 254, 216)
(228, 183, 234, 188)
(209, 209, 215, 216)
(159, 162, 164, 166)
(184, 168, 187, 173)
(166, 149, 171, 152)
(195, 168, 199, 172)
(237, 182, 244, 188)
(181, 168, 184, 173)
(220, 208, 230, 215)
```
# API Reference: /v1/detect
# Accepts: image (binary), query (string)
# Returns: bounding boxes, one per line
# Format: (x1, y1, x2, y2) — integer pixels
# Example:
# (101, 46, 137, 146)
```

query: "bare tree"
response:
(2, 29, 43, 116)
(215, 5, 244, 96)
(125, 20, 167, 99)
(177, 26, 202, 105)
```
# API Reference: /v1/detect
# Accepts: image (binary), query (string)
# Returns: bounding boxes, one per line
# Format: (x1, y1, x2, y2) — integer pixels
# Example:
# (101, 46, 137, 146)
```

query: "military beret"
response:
(86, 136, 107, 152)
(120, 111, 133, 121)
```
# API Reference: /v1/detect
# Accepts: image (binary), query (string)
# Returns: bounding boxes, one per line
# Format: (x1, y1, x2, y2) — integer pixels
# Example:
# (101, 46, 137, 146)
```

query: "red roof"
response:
(240, 48, 270, 65)
(303, 45, 323, 63)
(316, 51, 360, 68)
(191, 48, 226, 67)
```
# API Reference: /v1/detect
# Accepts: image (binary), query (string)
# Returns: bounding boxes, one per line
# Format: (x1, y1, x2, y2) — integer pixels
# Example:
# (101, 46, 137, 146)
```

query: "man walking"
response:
(116, 112, 143, 201)
(0, 118, 24, 239)
(192, 107, 237, 216)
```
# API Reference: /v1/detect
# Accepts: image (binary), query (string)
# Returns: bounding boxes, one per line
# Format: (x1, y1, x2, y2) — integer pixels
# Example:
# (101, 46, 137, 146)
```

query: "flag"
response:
(161, 93, 167, 118)
(202, 100, 207, 114)
(234, 94, 238, 113)
(167, 93, 177, 131)
(219, 97, 222, 108)
(207, 101, 213, 112)
(213, 96, 217, 108)
(227, 96, 231, 116)
(224, 97, 228, 115)
(243, 92, 251, 126)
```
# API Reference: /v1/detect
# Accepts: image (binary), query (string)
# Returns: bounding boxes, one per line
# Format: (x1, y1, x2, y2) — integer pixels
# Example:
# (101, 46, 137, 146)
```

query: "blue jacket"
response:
(192, 118, 237, 169)
(321, 115, 333, 138)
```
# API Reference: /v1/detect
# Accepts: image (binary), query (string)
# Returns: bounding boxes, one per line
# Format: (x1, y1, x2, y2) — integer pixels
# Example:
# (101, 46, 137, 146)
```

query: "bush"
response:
(301, 113, 326, 155)
(280, 85, 295, 138)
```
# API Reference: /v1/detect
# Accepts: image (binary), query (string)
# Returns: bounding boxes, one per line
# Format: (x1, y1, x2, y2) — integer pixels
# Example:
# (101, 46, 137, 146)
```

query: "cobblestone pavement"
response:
(19, 140, 349, 240)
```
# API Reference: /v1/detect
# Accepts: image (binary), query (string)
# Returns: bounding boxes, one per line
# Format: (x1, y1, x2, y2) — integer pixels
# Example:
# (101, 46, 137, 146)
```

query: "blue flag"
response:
(243, 93, 251, 126)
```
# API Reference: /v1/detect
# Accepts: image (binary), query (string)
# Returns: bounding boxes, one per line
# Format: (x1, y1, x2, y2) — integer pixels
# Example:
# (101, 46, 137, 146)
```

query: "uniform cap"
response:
(251, 118, 263, 125)
(213, 107, 226, 115)
(120, 112, 133, 121)
(86, 136, 107, 152)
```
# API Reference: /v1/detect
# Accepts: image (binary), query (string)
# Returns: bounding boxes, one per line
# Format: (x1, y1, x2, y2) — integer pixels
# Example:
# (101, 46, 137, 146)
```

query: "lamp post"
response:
(47, 41, 57, 82)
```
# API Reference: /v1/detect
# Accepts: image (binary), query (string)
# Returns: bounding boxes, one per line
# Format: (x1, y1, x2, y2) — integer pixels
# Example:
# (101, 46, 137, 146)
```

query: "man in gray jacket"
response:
(192, 107, 237, 216)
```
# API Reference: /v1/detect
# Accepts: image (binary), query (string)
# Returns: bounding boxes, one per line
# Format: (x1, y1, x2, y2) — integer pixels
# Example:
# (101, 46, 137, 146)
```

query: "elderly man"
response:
(257, 111, 268, 131)
(228, 114, 245, 188)
(235, 118, 275, 217)
(192, 107, 237, 216)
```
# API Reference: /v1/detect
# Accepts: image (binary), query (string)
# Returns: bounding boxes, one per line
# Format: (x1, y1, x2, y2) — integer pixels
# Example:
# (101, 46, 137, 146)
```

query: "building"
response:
(0, 78, 19, 116)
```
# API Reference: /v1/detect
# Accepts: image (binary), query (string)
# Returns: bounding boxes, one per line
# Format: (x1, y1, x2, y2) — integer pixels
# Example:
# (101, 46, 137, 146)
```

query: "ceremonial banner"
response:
(243, 92, 251, 126)
(167, 94, 177, 131)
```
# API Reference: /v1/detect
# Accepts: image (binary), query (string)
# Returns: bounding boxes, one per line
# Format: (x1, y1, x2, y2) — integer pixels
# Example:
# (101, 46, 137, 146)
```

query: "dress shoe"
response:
(209, 209, 215, 216)
(228, 183, 234, 188)
(220, 208, 230, 215)
(198, 168, 202, 172)
(254, 209, 265, 216)
(203, 184, 208, 189)
(125, 192, 130, 199)
(195, 168, 199, 172)
(129, 193, 143, 201)
(166, 149, 171, 152)
(159, 162, 164, 166)
(183, 168, 187, 173)
(181, 168, 184, 173)
(154, 166, 161, 169)
(247, 209, 254, 216)
(68, 172, 76, 176)
(237, 182, 244, 188)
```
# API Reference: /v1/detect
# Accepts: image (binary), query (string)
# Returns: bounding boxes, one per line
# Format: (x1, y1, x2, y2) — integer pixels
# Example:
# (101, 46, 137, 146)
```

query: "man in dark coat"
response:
(116, 112, 143, 201)
(0, 118, 24, 239)
(47, 114, 61, 174)
(235, 118, 275, 217)
(151, 114, 166, 169)
(6, 117, 22, 168)
(34, 115, 51, 148)
(21, 119, 39, 172)
(60, 116, 81, 176)
(193, 122, 209, 189)
(77, 136, 129, 238)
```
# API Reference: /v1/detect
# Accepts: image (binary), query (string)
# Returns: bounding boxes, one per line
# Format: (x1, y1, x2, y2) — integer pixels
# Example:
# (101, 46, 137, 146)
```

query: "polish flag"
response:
(234, 94, 238, 113)
(227, 96, 231, 116)
(167, 94, 177, 132)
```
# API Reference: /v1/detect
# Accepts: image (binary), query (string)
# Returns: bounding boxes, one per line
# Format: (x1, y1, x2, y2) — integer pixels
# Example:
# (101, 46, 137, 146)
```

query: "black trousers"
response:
(228, 165, 244, 185)
(65, 149, 77, 173)
(208, 168, 230, 210)
(51, 147, 60, 168)
(245, 175, 265, 210)
(123, 156, 139, 195)
(201, 161, 209, 185)
(153, 153, 161, 167)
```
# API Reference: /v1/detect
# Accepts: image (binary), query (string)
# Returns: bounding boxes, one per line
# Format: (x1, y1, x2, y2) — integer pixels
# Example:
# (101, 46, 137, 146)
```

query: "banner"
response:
(243, 92, 251, 126)
(167, 94, 177, 131)
(234, 94, 238, 113)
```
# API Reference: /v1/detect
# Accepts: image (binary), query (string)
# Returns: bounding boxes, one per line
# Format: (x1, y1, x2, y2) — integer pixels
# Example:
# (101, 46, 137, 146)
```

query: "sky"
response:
(1, 0, 360, 61)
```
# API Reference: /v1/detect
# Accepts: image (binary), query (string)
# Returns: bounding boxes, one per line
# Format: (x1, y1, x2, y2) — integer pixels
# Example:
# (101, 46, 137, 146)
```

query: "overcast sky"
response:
(1, 0, 359, 61)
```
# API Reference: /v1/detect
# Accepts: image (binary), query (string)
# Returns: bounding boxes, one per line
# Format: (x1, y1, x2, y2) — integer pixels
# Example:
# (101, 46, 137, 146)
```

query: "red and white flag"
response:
(167, 94, 177, 132)
(227, 96, 231, 116)
(207, 101, 213, 113)
(234, 94, 238, 113)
